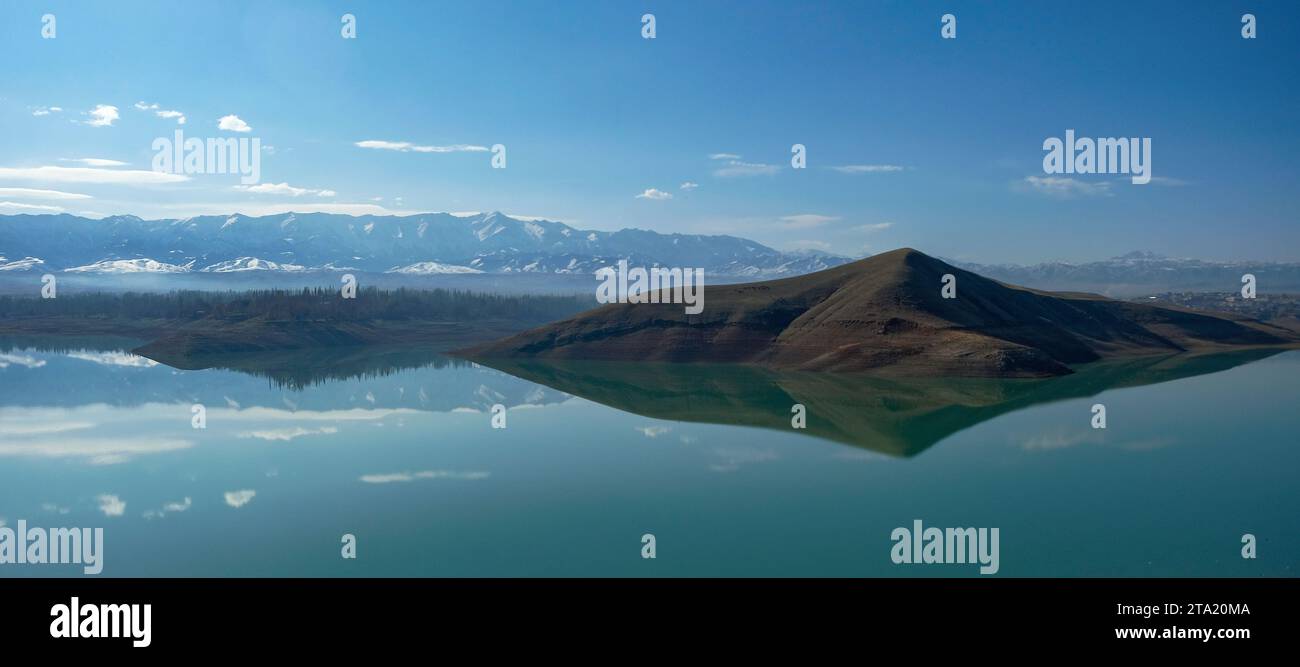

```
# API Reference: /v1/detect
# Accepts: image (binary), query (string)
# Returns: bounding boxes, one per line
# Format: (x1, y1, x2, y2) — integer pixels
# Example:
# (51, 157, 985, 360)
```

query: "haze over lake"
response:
(1, 338, 1295, 577)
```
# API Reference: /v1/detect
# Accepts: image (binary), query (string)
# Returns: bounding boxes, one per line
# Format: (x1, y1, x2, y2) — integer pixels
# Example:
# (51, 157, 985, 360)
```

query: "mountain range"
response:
(465, 248, 1300, 377)
(0, 212, 846, 278)
(950, 251, 1300, 296)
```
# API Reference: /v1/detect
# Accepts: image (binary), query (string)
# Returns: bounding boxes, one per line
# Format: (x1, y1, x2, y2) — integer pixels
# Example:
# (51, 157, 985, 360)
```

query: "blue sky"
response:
(1, 0, 1297, 263)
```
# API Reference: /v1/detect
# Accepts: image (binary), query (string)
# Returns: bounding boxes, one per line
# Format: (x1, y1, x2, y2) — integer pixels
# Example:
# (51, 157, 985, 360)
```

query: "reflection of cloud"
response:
(237, 426, 339, 442)
(144, 497, 192, 519)
(360, 470, 490, 484)
(831, 449, 886, 462)
(65, 351, 159, 367)
(212, 407, 419, 421)
(709, 447, 778, 473)
(0, 352, 46, 369)
(97, 494, 126, 517)
(224, 490, 256, 508)
(0, 437, 192, 464)
(636, 426, 672, 438)
(1021, 430, 1101, 451)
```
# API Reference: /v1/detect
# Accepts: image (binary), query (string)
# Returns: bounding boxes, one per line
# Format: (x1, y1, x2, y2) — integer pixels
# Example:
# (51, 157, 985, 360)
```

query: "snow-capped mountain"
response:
(65, 258, 192, 274)
(0, 211, 850, 278)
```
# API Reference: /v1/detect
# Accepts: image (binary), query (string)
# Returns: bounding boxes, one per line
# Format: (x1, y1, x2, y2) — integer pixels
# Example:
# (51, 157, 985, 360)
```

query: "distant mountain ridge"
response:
(950, 251, 1300, 296)
(0, 211, 849, 278)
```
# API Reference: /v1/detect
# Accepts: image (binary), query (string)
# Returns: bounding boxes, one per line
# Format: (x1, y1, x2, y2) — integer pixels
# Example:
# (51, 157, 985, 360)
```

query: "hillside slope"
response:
(462, 248, 1300, 377)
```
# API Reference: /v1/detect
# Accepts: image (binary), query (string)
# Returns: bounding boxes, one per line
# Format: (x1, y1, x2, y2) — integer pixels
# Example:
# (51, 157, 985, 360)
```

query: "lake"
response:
(1, 338, 1296, 577)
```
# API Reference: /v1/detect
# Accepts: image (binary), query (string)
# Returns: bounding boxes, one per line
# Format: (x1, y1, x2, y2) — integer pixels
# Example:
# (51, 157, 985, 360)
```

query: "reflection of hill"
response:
(476, 350, 1280, 457)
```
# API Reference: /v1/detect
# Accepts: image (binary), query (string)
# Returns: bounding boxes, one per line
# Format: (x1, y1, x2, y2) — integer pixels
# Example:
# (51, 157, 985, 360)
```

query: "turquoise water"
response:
(0, 340, 1296, 577)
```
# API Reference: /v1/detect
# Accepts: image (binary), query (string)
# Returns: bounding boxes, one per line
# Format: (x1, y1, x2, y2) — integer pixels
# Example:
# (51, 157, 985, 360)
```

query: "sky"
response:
(0, 0, 1298, 264)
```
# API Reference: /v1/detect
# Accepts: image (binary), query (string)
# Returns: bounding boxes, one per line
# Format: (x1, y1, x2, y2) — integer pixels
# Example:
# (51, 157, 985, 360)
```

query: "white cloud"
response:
(355, 140, 489, 153)
(84, 104, 119, 127)
(0, 202, 65, 213)
(713, 160, 780, 177)
(218, 114, 252, 132)
(1020, 175, 1112, 198)
(0, 165, 188, 185)
(134, 102, 159, 111)
(97, 494, 126, 517)
(61, 158, 128, 167)
(780, 214, 841, 228)
(679, 181, 699, 190)
(854, 222, 894, 232)
(830, 164, 905, 173)
(635, 188, 673, 200)
(235, 182, 337, 197)
(635, 426, 672, 438)
(156, 110, 186, 125)
(708, 153, 741, 160)
(359, 470, 491, 484)
(224, 489, 256, 508)
(32, 106, 62, 116)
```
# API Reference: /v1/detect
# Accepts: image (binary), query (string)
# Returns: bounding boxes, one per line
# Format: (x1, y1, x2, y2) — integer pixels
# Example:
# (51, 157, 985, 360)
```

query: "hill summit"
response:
(463, 248, 1300, 377)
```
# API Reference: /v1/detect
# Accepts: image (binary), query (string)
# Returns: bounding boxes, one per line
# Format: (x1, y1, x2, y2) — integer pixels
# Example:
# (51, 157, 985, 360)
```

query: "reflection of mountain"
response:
(476, 350, 1281, 457)
(468, 248, 1300, 377)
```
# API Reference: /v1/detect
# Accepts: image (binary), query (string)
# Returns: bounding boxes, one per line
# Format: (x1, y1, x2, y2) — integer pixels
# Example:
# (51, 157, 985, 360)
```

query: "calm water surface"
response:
(0, 339, 1296, 577)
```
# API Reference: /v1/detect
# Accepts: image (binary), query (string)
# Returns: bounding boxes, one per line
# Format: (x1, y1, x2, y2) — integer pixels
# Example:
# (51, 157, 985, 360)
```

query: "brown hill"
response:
(461, 248, 1300, 377)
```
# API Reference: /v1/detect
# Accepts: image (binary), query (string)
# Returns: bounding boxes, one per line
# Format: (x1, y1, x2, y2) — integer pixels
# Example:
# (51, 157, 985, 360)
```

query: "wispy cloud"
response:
(1019, 175, 1112, 198)
(679, 181, 699, 191)
(355, 140, 488, 153)
(0, 165, 187, 185)
(218, 114, 252, 132)
(135, 101, 186, 125)
(713, 160, 780, 177)
(854, 222, 894, 232)
(61, 158, 128, 167)
(31, 106, 62, 116)
(235, 182, 337, 197)
(84, 104, 119, 127)
(0, 202, 64, 213)
(708, 153, 741, 160)
(635, 188, 673, 200)
(830, 164, 904, 174)
(780, 214, 841, 228)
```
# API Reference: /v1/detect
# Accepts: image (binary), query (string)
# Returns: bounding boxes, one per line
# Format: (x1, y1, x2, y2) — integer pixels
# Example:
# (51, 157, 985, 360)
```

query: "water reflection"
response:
(471, 350, 1281, 457)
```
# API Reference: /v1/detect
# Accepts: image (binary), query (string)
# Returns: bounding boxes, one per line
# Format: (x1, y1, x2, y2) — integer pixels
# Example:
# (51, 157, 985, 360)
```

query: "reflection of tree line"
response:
(217, 346, 478, 391)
